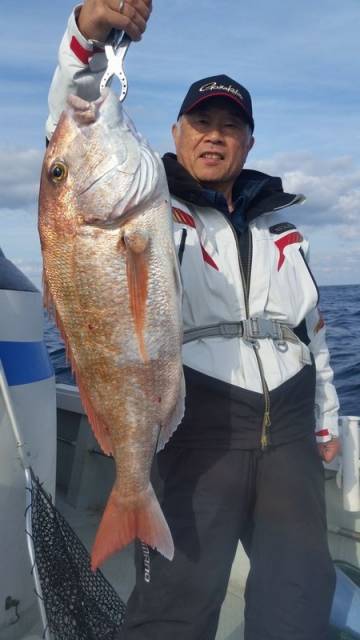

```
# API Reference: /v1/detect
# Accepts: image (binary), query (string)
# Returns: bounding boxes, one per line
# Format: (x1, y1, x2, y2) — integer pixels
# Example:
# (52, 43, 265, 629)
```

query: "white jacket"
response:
(46, 7, 339, 444)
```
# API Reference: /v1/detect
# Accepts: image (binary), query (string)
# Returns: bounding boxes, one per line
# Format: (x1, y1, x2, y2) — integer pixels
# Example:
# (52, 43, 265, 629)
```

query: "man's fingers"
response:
(130, 0, 152, 24)
(78, 0, 152, 43)
(317, 439, 341, 463)
(122, 8, 147, 40)
(108, 0, 152, 40)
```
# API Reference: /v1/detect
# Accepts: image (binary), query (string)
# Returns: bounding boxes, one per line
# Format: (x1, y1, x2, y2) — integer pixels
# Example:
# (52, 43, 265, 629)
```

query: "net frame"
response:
(26, 468, 126, 640)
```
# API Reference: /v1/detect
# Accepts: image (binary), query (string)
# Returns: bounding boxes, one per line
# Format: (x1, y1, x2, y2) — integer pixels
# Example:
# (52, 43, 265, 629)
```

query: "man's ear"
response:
(248, 135, 255, 152)
(172, 122, 179, 147)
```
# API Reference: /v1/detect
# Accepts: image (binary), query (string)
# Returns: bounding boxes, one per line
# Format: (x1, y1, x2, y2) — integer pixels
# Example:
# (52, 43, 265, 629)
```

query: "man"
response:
(47, 1, 341, 638)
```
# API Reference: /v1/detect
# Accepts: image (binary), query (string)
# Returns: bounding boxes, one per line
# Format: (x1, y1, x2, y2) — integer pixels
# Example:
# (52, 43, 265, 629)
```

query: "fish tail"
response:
(91, 484, 174, 571)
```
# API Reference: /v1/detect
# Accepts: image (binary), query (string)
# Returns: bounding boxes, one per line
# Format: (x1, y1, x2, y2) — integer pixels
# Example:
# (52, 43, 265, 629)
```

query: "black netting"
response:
(28, 469, 126, 639)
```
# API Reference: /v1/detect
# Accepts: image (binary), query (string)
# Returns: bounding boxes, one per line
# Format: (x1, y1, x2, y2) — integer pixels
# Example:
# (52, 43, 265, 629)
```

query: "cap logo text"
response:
(199, 82, 244, 101)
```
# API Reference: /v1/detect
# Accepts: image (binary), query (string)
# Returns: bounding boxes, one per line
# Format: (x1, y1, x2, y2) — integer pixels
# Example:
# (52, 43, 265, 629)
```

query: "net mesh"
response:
(28, 469, 126, 640)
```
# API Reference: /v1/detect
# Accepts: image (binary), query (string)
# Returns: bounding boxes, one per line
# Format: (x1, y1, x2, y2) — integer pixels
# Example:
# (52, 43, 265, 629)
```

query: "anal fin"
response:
(157, 368, 186, 452)
(76, 376, 113, 456)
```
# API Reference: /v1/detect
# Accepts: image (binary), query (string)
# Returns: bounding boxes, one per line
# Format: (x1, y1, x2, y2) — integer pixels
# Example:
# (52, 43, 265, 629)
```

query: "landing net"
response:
(27, 469, 126, 640)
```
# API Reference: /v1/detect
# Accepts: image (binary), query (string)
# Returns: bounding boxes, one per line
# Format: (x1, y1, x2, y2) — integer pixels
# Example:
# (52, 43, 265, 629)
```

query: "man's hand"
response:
(78, 0, 152, 44)
(317, 437, 341, 463)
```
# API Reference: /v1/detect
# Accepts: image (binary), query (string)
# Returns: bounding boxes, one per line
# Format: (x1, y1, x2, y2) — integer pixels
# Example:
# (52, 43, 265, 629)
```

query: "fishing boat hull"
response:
(0, 250, 56, 639)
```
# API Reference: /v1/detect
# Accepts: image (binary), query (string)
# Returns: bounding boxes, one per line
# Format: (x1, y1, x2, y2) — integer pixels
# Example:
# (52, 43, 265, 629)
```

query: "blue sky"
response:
(1, 0, 360, 287)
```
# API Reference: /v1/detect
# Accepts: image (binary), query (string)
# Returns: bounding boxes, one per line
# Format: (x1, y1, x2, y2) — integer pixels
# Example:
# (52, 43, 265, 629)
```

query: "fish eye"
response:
(49, 160, 68, 183)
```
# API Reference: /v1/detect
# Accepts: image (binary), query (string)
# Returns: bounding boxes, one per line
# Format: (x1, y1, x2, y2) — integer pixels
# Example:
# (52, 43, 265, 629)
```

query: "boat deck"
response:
(51, 383, 249, 638)
(55, 491, 247, 640)
(21, 384, 360, 639)
(22, 489, 247, 640)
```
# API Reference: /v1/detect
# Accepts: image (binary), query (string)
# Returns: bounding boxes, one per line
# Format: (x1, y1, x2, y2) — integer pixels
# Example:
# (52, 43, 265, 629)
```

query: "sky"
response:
(1, 0, 360, 288)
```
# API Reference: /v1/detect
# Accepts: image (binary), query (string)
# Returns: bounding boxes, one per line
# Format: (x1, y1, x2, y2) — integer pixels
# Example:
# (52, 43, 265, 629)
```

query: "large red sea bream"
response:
(38, 90, 185, 569)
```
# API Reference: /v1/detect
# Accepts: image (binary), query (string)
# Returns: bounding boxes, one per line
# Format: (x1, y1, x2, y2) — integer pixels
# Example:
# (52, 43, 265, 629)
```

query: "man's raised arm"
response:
(46, 0, 152, 140)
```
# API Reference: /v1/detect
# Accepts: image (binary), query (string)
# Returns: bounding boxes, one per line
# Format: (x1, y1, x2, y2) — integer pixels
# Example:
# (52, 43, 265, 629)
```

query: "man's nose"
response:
(205, 128, 224, 144)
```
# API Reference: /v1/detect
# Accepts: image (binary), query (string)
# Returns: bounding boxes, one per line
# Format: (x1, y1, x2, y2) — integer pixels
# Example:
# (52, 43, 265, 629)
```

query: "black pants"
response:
(119, 436, 335, 640)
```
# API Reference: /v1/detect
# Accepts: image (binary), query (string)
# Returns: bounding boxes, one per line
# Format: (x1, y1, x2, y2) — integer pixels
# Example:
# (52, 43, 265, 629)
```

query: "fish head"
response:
(39, 89, 164, 232)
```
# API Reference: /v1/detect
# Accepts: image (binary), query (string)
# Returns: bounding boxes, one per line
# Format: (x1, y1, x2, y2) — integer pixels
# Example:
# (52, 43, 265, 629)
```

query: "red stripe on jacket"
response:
(314, 316, 325, 334)
(315, 429, 330, 438)
(172, 207, 219, 270)
(70, 36, 102, 65)
(172, 207, 196, 228)
(201, 246, 219, 271)
(275, 232, 303, 271)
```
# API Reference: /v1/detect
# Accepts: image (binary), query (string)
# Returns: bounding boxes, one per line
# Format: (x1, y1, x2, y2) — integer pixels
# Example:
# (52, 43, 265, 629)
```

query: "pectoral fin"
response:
(124, 227, 150, 362)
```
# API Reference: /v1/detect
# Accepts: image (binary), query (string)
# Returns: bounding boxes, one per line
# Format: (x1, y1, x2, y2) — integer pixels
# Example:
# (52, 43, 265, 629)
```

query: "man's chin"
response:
(195, 173, 227, 190)
(193, 169, 226, 185)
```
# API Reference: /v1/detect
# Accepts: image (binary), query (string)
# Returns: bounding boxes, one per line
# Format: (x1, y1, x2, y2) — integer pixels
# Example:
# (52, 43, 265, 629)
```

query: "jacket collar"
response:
(162, 153, 303, 222)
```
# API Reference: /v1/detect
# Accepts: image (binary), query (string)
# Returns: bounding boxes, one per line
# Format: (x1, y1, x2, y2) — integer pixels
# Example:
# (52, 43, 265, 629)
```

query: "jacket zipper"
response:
(254, 348, 271, 449)
(219, 213, 272, 449)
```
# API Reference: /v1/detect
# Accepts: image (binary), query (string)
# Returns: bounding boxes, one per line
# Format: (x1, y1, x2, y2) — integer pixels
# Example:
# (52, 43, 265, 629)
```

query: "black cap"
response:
(177, 74, 254, 132)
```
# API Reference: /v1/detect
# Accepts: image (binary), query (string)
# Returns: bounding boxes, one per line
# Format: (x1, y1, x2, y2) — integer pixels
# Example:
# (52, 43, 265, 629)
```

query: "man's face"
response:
(172, 97, 255, 194)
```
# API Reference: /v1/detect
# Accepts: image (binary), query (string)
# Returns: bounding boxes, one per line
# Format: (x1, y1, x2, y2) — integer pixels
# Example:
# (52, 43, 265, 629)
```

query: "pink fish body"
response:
(38, 90, 185, 569)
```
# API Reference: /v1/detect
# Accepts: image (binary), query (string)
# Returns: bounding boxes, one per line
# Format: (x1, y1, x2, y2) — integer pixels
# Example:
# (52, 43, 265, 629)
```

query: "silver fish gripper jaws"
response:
(100, 29, 131, 102)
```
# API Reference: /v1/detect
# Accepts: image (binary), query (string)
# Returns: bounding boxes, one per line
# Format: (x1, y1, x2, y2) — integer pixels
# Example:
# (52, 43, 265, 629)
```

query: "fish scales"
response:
(38, 89, 185, 569)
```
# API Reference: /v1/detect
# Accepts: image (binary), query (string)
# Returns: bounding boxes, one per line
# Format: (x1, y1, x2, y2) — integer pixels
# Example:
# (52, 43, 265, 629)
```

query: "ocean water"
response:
(44, 284, 360, 417)
(319, 285, 360, 417)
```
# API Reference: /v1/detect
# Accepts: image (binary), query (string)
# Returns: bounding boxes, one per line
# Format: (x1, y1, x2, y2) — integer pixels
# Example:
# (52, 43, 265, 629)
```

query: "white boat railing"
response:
(324, 416, 360, 513)
(340, 416, 360, 512)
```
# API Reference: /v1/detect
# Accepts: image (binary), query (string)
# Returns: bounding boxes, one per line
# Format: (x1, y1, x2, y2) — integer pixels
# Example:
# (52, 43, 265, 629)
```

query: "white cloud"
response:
(0, 206, 41, 285)
(249, 151, 360, 284)
(310, 244, 360, 285)
(0, 148, 43, 209)
(251, 152, 360, 236)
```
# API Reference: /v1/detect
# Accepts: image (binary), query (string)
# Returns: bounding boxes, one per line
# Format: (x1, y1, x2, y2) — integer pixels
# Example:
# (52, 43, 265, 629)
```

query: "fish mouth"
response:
(67, 93, 107, 125)
(67, 89, 116, 126)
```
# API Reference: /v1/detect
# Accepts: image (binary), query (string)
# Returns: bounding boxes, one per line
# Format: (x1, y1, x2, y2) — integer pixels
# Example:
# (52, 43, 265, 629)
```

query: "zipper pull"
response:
(261, 411, 271, 450)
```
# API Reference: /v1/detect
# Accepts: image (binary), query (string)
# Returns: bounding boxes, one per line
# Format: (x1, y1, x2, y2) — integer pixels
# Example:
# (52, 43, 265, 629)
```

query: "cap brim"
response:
(182, 92, 253, 128)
